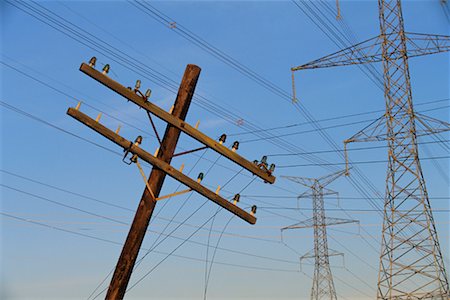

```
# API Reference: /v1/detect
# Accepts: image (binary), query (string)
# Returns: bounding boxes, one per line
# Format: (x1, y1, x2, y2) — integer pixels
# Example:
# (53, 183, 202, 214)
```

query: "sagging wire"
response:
(87, 149, 211, 300)
(203, 213, 235, 300)
(202, 168, 244, 299)
(128, 171, 256, 297)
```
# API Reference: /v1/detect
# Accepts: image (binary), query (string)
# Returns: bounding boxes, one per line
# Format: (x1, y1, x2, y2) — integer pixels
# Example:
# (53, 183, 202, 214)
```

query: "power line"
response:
(278, 155, 450, 168)
(3, 0, 392, 216)
(1, 211, 300, 273)
(229, 98, 450, 137)
(4, 58, 446, 163)
(0, 94, 277, 193)
(0, 168, 286, 244)
(4, 0, 298, 153)
(2, 0, 346, 180)
(0, 100, 121, 157)
(240, 194, 450, 201)
(0, 169, 134, 212)
(126, 178, 261, 295)
(242, 103, 449, 142)
(258, 206, 450, 213)
(267, 139, 450, 157)
(0, 182, 300, 268)
(7, 2, 440, 288)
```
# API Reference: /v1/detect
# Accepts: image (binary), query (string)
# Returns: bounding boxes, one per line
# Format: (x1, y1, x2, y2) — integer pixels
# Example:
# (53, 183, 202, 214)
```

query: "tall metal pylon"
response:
(282, 170, 358, 300)
(291, 1, 450, 299)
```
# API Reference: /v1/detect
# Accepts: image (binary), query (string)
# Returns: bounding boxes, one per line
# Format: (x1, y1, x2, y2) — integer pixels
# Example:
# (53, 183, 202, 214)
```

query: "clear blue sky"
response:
(1, 1, 449, 299)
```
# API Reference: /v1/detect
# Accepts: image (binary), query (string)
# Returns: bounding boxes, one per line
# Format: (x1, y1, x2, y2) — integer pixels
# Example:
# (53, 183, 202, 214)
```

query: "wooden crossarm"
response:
(67, 107, 257, 224)
(79, 62, 275, 184)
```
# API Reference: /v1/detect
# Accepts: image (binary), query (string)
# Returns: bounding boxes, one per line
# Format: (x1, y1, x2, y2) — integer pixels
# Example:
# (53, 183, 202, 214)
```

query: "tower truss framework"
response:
(291, 1, 450, 299)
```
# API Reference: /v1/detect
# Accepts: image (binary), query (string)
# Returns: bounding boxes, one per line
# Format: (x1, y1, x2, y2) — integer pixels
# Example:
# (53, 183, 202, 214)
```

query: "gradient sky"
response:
(1, 1, 449, 299)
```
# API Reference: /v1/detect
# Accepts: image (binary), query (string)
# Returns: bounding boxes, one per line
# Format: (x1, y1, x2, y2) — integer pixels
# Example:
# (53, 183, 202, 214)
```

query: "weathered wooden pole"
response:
(105, 64, 200, 300)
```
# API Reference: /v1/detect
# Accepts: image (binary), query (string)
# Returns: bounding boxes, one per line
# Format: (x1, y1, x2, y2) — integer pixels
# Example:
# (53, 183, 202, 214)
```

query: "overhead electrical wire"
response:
(129, 0, 293, 103)
(228, 97, 450, 137)
(277, 155, 450, 168)
(1, 211, 301, 273)
(5, 0, 444, 296)
(294, 0, 449, 270)
(4, 0, 352, 183)
(4, 57, 447, 163)
(271, 187, 379, 291)
(240, 104, 449, 143)
(1, 168, 286, 244)
(267, 139, 450, 157)
(291, 0, 384, 91)
(89, 163, 258, 297)
(6, 0, 442, 207)
(1, 63, 285, 193)
(0, 181, 301, 270)
(257, 206, 450, 213)
(240, 194, 450, 201)
(4, 0, 298, 152)
(118, 0, 387, 258)
(0, 100, 121, 157)
(127, 175, 260, 293)
(126, 0, 399, 268)
(288, 1, 449, 266)
(1, 0, 413, 235)
(122, 0, 383, 176)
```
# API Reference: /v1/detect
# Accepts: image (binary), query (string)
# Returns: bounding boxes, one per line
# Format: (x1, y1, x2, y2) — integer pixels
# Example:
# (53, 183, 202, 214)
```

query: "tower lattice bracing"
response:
(291, 1, 450, 299)
(282, 171, 357, 300)
(376, 1, 449, 298)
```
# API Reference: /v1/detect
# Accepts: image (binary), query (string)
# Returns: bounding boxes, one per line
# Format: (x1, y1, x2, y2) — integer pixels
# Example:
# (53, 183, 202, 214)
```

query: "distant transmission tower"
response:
(291, 1, 450, 299)
(282, 170, 358, 300)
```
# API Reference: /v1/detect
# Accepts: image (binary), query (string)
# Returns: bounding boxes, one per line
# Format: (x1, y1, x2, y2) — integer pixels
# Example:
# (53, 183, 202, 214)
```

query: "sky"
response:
(1, 1, 449, 299)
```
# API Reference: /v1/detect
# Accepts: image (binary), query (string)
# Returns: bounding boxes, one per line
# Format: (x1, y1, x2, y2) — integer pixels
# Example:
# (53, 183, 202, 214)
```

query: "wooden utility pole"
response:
(104, 64, 199, 299)
(67, 58, 276, 300)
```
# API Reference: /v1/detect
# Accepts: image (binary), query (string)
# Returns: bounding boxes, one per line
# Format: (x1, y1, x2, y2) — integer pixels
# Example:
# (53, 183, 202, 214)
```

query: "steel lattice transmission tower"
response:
(291, 1, 450, 299)
(282, 171, 358, 300)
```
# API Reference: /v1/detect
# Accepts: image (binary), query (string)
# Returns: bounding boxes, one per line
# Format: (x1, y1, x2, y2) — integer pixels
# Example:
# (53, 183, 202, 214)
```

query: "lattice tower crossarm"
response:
(291, 32, 449, 71)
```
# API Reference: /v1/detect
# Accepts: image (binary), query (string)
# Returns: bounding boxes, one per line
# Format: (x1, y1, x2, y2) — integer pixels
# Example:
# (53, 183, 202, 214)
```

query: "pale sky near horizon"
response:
(1, 1, 449, 299)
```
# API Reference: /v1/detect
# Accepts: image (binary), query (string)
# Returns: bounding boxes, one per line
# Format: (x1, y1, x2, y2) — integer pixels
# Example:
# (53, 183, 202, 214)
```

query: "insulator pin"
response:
(233, 194, 240, 205)
(145, 89, 152, 99)
(269, 163, 275, 173)
(134, 135, 143, 145)
(261, 155, 268, 166)
(135, 80, 141, 90)
(219, 134, 227, 144)
(88, 56, 97, 67)
(232, 141, 239, 152)
(197, 172, 204, 183)
(102, 64, 110, 74)
(251, 205, 257, 216)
